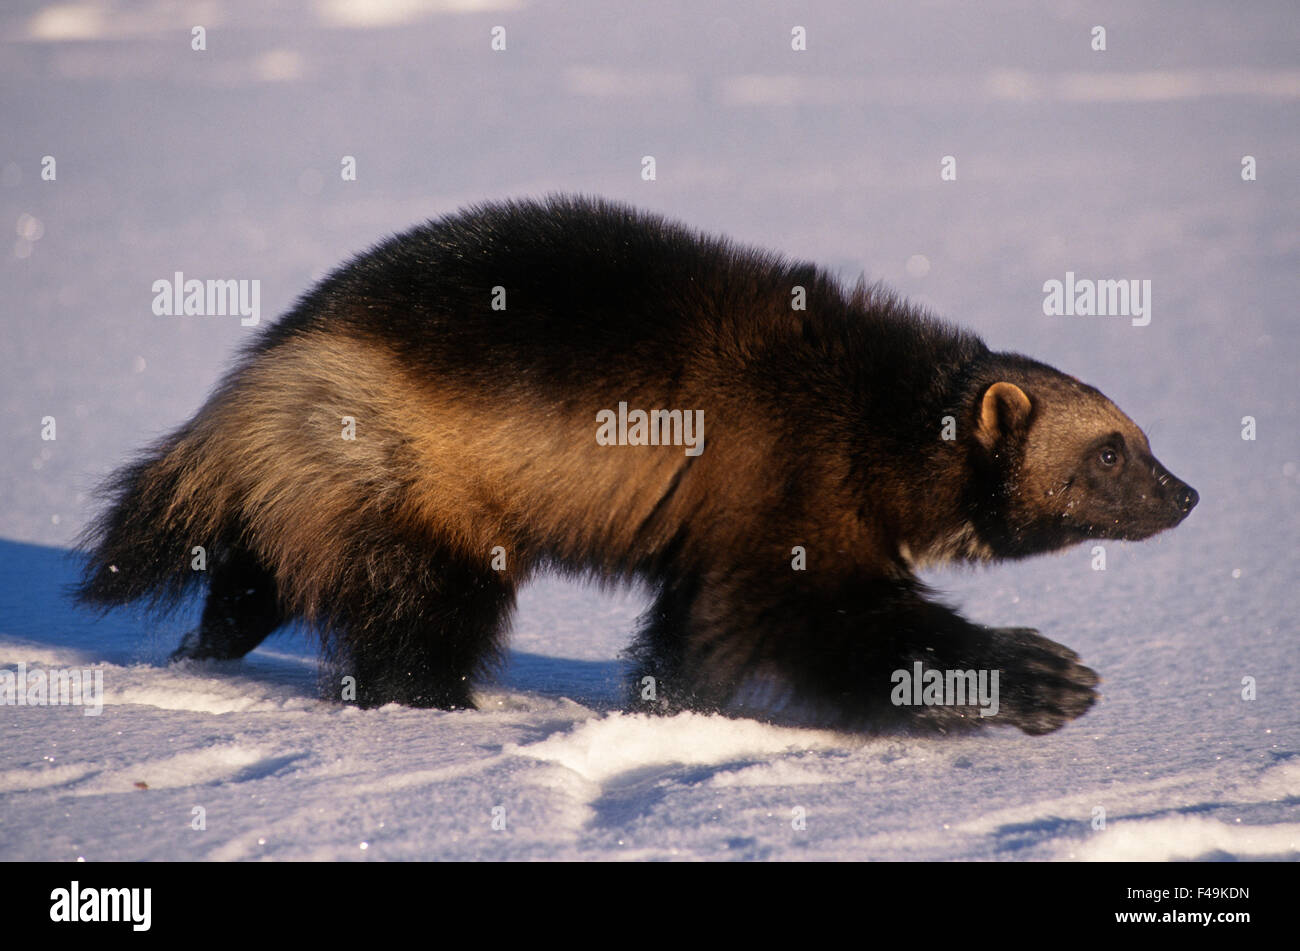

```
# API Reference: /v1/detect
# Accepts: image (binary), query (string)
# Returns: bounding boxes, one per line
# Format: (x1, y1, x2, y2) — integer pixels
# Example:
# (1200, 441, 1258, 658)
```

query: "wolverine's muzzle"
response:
(1156, 461, 1198, 524)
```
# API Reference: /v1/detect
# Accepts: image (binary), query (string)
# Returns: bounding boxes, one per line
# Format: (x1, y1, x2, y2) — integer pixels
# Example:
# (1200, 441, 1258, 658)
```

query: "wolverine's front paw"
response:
(983, 626, 1100, 735)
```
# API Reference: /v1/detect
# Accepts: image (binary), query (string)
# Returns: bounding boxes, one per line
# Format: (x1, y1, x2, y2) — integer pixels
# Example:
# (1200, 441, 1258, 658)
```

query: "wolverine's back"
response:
(265, 195, 980, 399)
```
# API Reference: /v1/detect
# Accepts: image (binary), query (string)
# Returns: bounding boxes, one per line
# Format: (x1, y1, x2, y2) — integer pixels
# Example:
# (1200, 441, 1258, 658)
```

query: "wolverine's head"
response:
(964, 356, 1198, 558)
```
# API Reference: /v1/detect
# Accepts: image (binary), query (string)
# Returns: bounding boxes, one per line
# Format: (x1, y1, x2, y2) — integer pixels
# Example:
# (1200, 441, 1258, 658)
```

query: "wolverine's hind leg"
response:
(326, 541, 516, 710)
(172, 546, 284, 661)
(627, 578, 723, 714)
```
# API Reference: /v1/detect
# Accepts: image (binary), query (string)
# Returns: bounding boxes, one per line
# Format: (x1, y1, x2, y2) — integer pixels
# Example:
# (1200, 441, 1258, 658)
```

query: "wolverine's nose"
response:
(1179, 485, 1199, 515)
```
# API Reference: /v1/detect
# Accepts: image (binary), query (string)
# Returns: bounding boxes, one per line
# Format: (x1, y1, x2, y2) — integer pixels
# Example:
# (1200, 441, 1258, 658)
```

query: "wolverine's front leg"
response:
(680, 570, 1099, 735)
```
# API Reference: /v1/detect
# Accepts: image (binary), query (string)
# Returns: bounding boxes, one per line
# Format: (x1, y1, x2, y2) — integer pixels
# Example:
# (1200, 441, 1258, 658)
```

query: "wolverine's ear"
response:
(975, 382, 1033, 449)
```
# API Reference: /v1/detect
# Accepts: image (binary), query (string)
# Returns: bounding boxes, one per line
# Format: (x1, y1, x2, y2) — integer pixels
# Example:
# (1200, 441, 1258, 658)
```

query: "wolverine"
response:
(76, 195, 1197, 735)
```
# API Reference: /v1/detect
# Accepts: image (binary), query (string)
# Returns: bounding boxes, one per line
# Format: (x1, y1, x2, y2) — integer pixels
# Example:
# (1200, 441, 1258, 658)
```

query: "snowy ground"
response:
(1, 0, 1297, 860)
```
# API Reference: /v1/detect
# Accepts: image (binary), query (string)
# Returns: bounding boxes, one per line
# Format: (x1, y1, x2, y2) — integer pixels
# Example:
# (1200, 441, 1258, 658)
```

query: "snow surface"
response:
(1, 0, 1297, 860)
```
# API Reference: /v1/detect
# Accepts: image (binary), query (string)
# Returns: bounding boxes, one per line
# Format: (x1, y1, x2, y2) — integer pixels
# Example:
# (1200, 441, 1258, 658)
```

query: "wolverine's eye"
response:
(1099, 448, 1119, 467)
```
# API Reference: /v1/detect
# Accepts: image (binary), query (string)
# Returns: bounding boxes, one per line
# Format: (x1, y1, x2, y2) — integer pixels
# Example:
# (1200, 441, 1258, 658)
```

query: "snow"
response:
(1, 0, 1297, 861)
(1075, 810, 1300, 862)
(512, 713, 847, 784)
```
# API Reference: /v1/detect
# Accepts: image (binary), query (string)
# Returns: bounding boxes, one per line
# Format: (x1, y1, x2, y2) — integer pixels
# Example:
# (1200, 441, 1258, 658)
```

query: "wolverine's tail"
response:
(74, 415, 240, 612)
